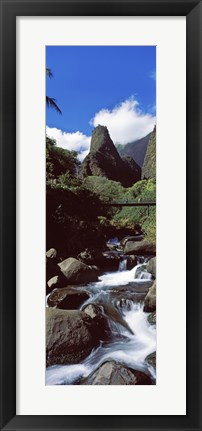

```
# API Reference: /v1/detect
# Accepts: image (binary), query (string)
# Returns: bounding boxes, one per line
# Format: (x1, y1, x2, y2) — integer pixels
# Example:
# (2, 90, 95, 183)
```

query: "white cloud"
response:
(77, 149, 89, 162)
(46, 97, 156, 161)
(46, 127, 91, 161)
(90, 97, 156, 144)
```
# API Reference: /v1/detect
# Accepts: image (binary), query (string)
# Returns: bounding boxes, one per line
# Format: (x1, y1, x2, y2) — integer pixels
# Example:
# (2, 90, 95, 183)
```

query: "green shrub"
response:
(46, 134, 156, 254)
(110, 178, 156, 232)
(142, 208, 156, 242)
(46, 135, 80, 181)
(82, 176, 126, 202)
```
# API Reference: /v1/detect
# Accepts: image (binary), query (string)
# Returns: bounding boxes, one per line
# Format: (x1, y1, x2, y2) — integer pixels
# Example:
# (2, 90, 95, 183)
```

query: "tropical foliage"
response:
(46, 133, 156, 254)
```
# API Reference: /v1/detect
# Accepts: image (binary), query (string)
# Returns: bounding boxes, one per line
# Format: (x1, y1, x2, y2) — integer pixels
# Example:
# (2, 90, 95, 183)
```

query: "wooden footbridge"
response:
(104, 201, 156, 216)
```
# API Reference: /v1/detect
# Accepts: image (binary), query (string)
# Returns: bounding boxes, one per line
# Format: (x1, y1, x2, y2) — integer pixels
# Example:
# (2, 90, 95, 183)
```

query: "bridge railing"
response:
(103, 201, 156, 216)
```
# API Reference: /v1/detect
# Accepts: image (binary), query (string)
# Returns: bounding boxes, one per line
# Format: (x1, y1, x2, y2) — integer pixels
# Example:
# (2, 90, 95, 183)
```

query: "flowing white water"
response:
(46, 302, 156, 385)
(46, 263, 156, 385)
(95, 263, 152, 288)
(131, 263, 153, 280)
(46, 292, 52, 307)
(118, 258, 127, 272)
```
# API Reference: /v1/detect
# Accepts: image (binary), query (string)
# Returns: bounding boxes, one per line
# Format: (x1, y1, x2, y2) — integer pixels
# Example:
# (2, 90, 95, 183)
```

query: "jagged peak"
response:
(90, 125, 115, 154)
(79, 125, 142, 187)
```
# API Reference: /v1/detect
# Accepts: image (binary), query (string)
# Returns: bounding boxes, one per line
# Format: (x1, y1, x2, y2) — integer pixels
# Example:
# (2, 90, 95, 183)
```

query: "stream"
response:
(46, 259, 156, 385)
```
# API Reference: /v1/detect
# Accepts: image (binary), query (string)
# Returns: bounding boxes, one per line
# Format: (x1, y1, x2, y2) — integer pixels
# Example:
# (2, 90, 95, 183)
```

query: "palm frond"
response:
(46, 68, 53, 78)
(46, 96, 62, 114)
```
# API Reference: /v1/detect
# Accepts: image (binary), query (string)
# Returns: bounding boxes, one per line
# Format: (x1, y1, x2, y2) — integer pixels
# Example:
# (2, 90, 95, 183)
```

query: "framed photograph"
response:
(0, 0, 201, 430)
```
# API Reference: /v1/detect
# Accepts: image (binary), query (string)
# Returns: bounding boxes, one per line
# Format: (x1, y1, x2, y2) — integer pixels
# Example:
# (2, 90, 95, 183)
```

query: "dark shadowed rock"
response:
(58, 257, 98, 284)
(105, 281, 152, 294)
(127, 255, 138, 270)
(83, 361, 152, 385)
(46, 308, 98, 366)
(77, 248, 103, 265)
(83, 304, 111, 341)
(124, 240, 156, 256)
(82, 283, 152, 335)
(47, 273, 68, 292)
(46, 259, 62, 283)
(94, 302, 134, 335)
(101, 251, 121, 271)
(147, 311, 156, 325)
(122, 156, 142, 187)
(46, 248, 61, 284)
(120, 235, 144, 247)
(78, 248, 121, 272)
(145, 352, 156, 370)
(47, 287, 90, 309)
(144, 281, 156, 312)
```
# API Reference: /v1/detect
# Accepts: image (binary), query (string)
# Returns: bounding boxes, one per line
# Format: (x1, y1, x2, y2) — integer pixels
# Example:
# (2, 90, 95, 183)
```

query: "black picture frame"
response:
(0, 0, 201, 430)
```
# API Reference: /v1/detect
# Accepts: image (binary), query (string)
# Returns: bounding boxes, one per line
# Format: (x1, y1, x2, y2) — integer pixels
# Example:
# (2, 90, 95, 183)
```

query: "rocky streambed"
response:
(46, 236, 156, 385)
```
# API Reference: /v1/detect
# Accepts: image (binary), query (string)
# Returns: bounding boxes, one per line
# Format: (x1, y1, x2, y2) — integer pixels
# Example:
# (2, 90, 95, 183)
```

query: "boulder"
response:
(147, 311, 156, 325)
(47, 273, 67, 292)
(47, 275, 59, 290)
(58, 257, 98, 284)
(89, 265, 100, 272)
(78, 248, 124, 272)
(145, 352, 156, 370)
(124, 240, 156, 256)
(104, 281, 152, 294)
(146, 257, 156, 279)
(83, 361, 152, 385)
(120, 235, 144, 247)
(83, 300, 134, 336)
(83, 303, 104, 319)
(95, 302, 134, 335)
(46, 248, 57, 260)
(46, 259, 61, 283)
(46, 308, 98, 366)
(127, 255, 138, 270)
(91, 282, 151, 306)
(47, 287, 90, 310)
(101, 251, 121, 272)
(83, 304, 111, 341)
(46, 248, 60, 283)
(144, 281, 156, 312)
(77, 248, 103, 265)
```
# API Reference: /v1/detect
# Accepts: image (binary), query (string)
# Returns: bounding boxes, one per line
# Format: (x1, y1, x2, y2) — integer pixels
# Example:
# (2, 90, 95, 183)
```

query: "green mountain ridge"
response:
(79, 125, 141, 187)
(116, 132, 152, 167)
(142, 126, 156, 179)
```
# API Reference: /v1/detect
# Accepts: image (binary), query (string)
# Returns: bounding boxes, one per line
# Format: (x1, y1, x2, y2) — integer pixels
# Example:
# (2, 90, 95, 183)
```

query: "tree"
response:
(46, 136, 80, 181)
(46, 68, 62, 114)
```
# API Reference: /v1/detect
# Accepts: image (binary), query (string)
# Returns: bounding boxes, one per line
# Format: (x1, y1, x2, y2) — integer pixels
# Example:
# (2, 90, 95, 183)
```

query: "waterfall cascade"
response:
(98, 261, 152, 286)
(46, 257, 156, 385)
(131, 263, 152, 280)
(46, 302, 156, 385)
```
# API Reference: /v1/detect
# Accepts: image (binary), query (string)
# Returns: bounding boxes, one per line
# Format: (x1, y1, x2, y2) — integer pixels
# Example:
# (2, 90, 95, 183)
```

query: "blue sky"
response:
(46, 46, 156, 160)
